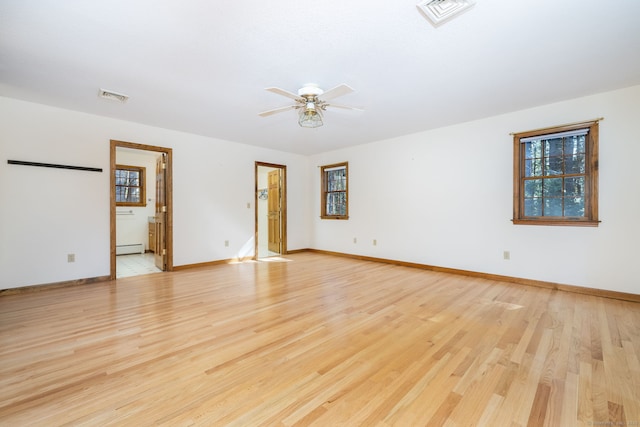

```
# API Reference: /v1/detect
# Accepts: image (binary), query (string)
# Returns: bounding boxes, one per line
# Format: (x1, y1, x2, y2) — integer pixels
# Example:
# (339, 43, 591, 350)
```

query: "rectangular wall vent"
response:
(417, 0, 476, 26)
(98, 88, 129, 103)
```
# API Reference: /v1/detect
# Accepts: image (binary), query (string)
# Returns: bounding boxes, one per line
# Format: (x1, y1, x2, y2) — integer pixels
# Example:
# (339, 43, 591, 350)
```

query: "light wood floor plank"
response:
(1, 252, 639, 425)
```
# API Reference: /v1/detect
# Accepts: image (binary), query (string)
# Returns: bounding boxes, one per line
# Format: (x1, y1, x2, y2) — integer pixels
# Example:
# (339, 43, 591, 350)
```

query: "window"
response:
(321, 162, 348, 219)
(115, 165, 146, 207)
(512, 120, 599, 226)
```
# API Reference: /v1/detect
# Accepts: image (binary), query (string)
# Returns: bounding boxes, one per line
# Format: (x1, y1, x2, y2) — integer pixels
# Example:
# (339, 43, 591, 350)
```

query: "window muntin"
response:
(321, 162, 348, 219)
(513, 121, 599, 226)
(115, 165, 146, 207)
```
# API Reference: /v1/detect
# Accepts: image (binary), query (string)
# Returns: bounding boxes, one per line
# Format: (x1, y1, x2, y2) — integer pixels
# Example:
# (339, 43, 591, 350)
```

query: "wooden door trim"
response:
(255, 162, 287, 259)
(110, 140, 173, 279)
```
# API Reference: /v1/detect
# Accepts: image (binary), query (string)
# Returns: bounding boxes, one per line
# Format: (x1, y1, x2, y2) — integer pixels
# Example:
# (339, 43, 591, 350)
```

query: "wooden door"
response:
(155, 154, 166, 270)
(267, 169, 281, 254)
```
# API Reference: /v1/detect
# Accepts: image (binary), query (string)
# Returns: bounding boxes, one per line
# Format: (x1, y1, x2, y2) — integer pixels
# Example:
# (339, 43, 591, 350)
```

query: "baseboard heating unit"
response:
(116, 243, 144, 255)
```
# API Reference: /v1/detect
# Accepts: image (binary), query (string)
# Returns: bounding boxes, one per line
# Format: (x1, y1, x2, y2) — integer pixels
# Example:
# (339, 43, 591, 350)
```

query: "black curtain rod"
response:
(7, 160, 103, 173)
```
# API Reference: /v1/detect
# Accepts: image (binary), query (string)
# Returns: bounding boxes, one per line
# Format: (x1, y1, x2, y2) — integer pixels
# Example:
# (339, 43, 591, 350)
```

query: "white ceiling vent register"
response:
(417, 0, 476, 26)
(98, 88, 129, 103)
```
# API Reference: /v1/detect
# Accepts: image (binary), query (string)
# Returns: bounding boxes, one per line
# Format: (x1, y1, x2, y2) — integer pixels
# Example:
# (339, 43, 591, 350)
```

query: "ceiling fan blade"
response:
(258, 105, 298, 117)
(321, 84, 354, 101)
(324, 103, 363, 112)
(265, 87, 303, 101)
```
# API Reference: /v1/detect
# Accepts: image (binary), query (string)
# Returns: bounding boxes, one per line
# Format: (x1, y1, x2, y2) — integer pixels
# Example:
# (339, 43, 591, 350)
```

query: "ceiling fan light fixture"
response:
(298, 107, 323, 128)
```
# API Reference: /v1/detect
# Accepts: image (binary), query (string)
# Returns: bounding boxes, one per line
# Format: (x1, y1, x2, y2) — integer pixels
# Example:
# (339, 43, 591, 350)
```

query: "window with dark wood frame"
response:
(115, 164, 146, 207)
(321, 162, 349, 219)
(512, 120, 599, 226)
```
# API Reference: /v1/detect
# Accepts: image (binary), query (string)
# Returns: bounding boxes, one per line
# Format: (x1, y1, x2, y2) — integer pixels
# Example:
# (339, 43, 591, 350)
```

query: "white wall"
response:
(0, 97, 311, 289)
(310, 85, 640, 295)
(2, 86, 639, 294)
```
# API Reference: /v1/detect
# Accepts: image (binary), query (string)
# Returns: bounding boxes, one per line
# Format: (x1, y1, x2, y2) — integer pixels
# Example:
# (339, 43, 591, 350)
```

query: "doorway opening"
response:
(110, 140, 173, 279)
(255, 162, 287, 259)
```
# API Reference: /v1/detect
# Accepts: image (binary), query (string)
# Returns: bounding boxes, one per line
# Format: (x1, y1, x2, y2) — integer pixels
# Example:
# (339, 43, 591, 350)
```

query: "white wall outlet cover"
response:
(417, 0, 476, 26)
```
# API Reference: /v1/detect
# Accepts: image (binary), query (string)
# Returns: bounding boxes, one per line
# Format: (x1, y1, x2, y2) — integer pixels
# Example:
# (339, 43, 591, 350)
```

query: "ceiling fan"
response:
(258, 83, 362, 128)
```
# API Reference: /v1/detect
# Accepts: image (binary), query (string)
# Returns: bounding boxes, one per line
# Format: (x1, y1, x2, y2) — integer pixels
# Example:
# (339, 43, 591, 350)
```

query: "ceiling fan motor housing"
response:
(297, 84, 324, 98)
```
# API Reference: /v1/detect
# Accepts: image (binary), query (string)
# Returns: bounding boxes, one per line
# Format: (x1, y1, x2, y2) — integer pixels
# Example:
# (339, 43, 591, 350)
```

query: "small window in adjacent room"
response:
(512, 120, 599, 226)
(321, 162, 349, 219)
(115, 165, 146, 207)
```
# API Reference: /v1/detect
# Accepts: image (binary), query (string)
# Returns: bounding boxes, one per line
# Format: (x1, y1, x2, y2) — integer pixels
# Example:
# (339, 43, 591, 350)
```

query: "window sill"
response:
(321, 216, 349, 220)
(512, 218, 600, 227)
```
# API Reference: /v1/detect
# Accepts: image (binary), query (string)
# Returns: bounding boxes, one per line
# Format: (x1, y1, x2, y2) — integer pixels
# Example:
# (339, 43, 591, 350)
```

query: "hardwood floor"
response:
(1, 253, 639, 426)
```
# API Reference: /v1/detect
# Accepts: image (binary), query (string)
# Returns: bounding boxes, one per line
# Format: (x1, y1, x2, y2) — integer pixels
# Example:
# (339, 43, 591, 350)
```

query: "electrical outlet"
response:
(353, 237, 357, 244)
(503, 250, 510, 260)
(67, 253, 75, 263)
(247, 202, 251, 209)
(373, 239, 377, 246)
(225, 240, 229, 247)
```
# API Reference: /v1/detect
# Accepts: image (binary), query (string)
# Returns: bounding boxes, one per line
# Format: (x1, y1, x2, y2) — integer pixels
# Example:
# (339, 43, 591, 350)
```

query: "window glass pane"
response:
(544, 138, 563, 157)
(117, 187, 131, 202)
(564, 135, 585, 154)
(327, 169, 346, 191)
(524, 179, 542, 197)
(543, 178, 563, 197)
(128, 173, 140, 186)
(326, 192, 346, 216)
(524, 158, 543, 177)
(543, 197, 562, 216)
(129, 188, 140, 201)
(564, 154, 585, 174)
(118, 187, 130, 202)
(524, 141, 542, 159)
(115, 172, 126, 185)
(564, 176, 584, 196)
(524, 198, 542, 216)
(338, 192, 346, 215)
(564, 197, 584, 217)
(116, 187, 125, 202)
(545, 156, 564, 175)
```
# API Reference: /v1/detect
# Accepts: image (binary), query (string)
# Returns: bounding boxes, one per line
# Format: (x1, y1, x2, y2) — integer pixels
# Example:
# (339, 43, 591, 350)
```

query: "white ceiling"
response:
(1, 0, 639, 155)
